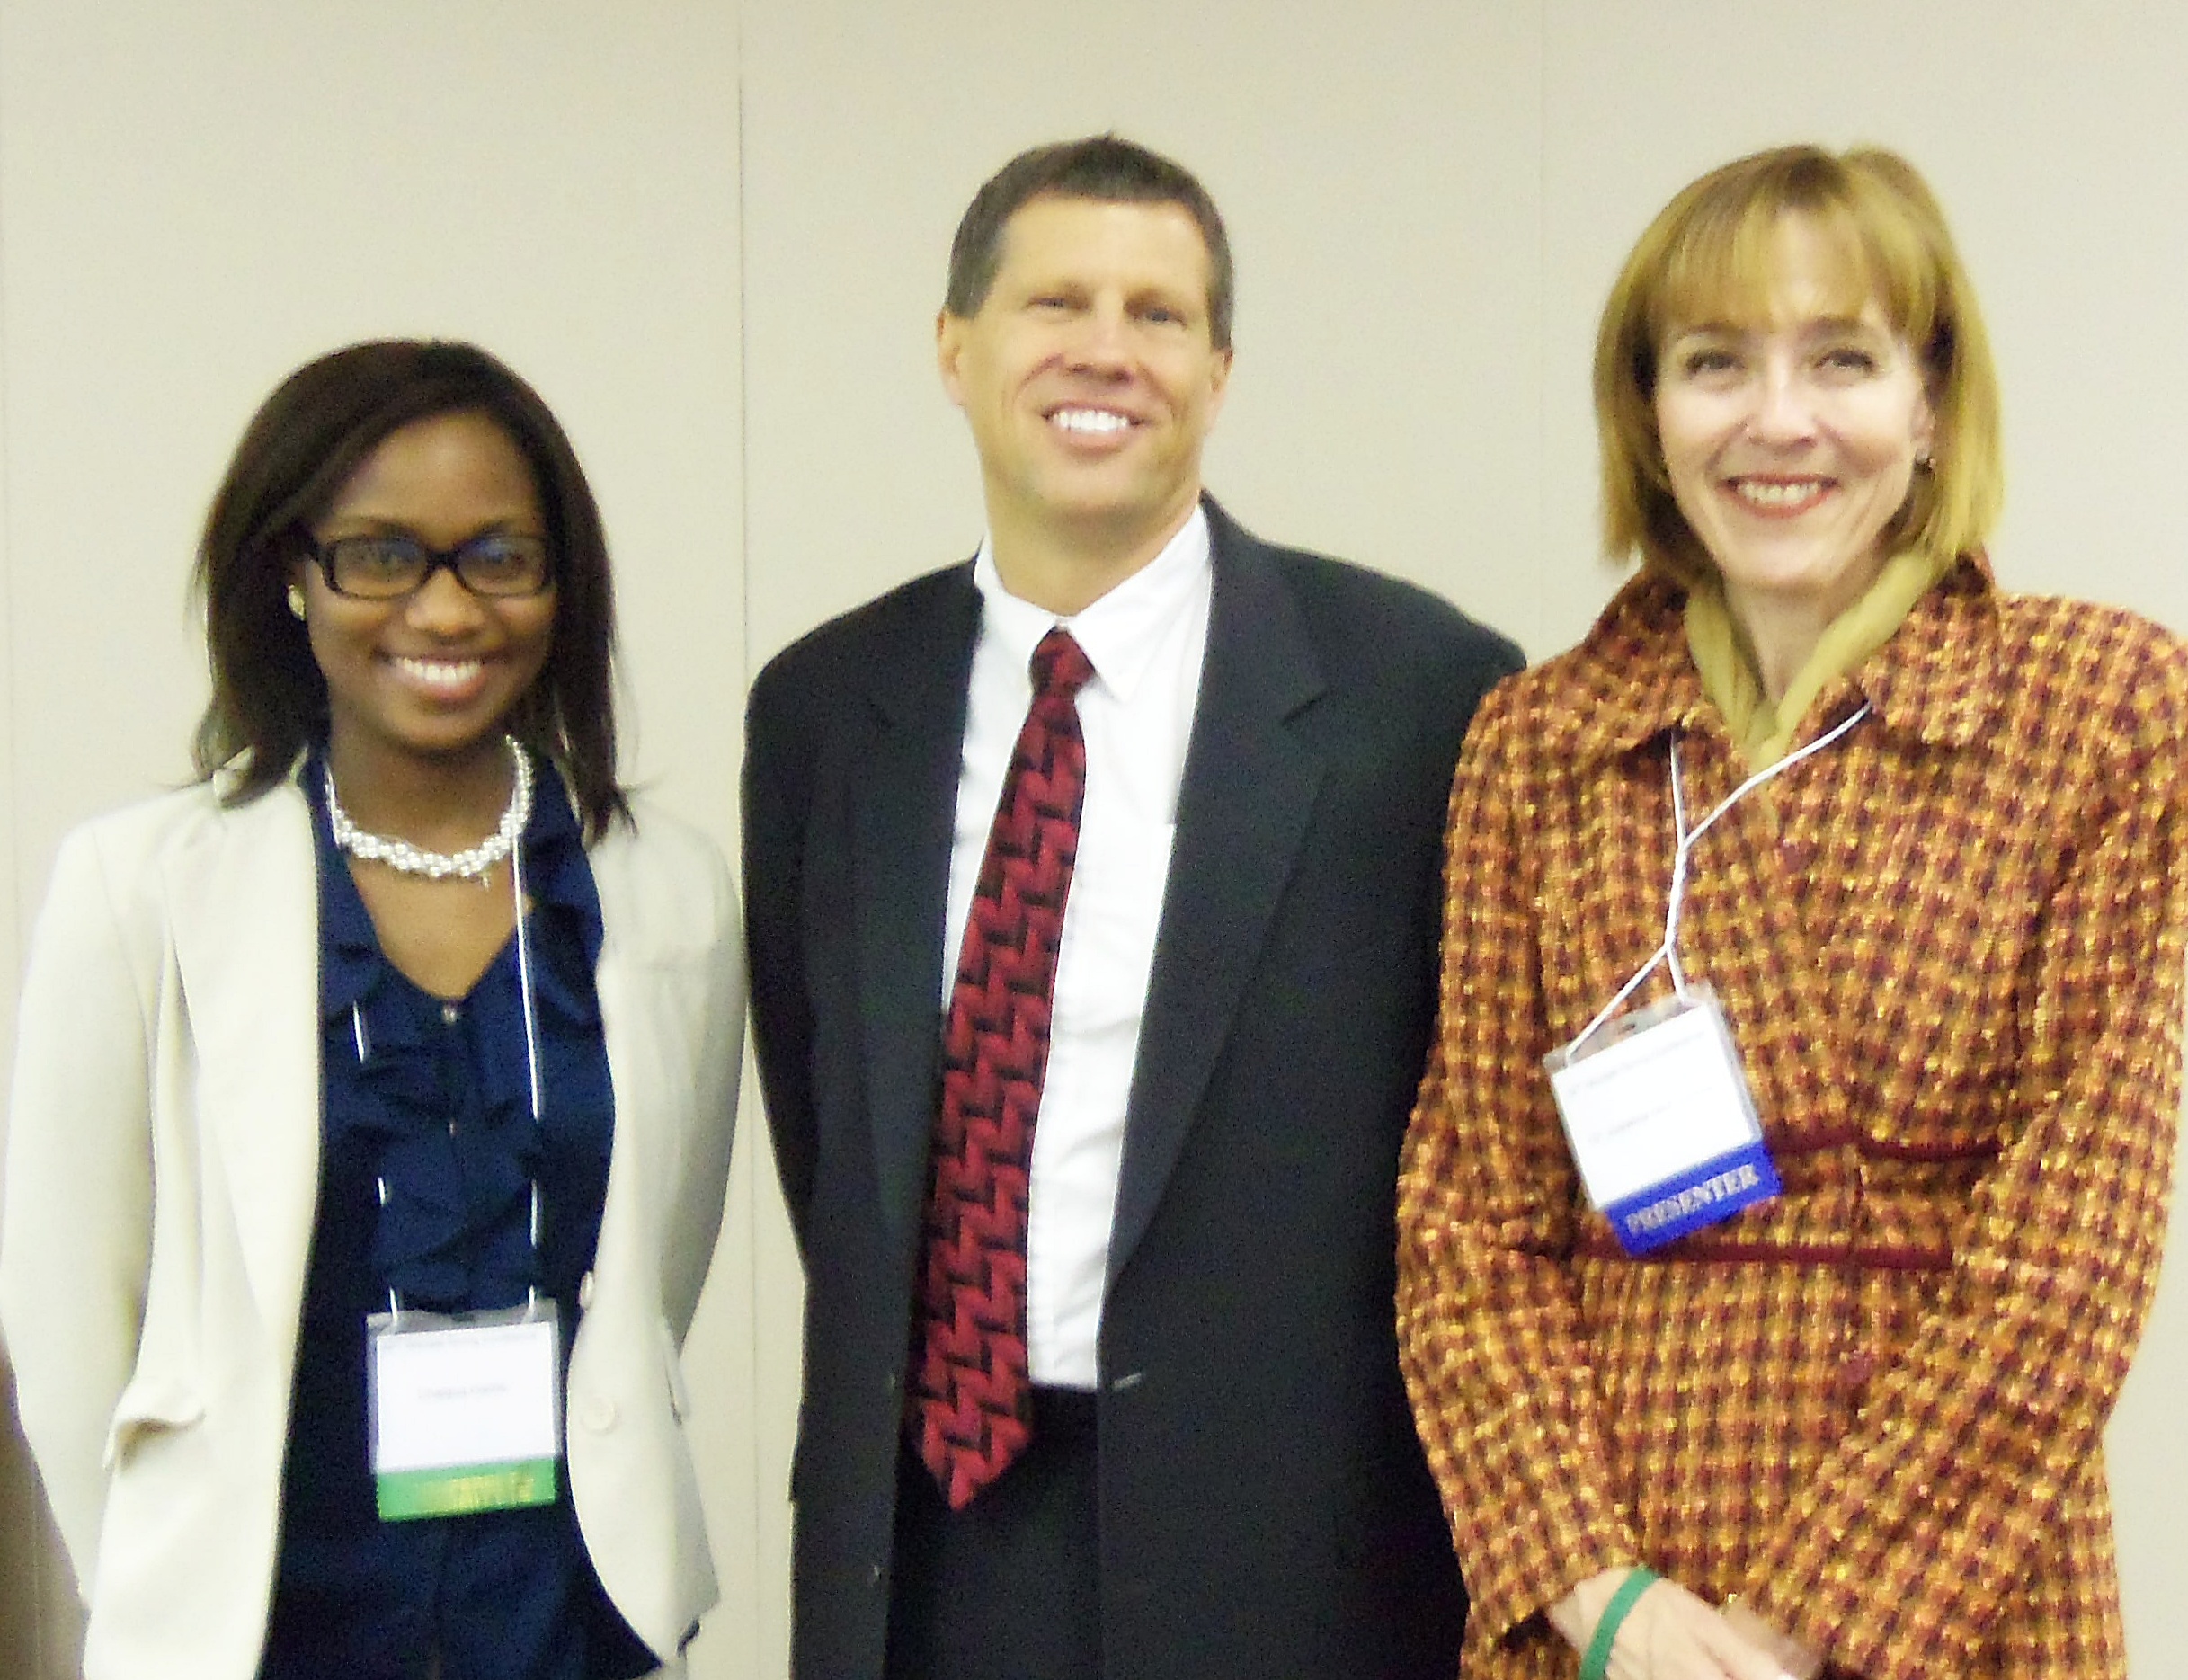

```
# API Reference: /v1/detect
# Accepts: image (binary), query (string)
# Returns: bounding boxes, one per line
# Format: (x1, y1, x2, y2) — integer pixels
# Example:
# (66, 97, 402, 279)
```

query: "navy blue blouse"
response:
(259, 754, 655, 1680)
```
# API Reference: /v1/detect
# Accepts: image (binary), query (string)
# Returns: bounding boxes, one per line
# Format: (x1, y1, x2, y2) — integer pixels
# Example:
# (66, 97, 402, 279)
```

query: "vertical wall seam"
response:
(0, 5, 18, 996)
(0, 16, 37, 1669)
(1535, 0, 1551, 661)
(733, 0, 753, 1400)
(735, 1, 752, 709)
(730, 5, 769, 1677)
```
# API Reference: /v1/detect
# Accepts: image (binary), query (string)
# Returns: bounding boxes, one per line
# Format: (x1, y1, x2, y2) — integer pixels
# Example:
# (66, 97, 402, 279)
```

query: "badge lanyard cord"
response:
(361, 823, 547, 1328)
(1570, 703, 1873, 1058)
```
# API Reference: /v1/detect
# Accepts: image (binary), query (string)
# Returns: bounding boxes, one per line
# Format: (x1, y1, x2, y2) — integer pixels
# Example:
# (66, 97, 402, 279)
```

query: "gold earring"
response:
(287, 582, 307, 620)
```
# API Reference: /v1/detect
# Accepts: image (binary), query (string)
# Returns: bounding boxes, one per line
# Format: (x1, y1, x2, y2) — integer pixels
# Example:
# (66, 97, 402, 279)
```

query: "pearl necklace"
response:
(325, 737, 533, 883)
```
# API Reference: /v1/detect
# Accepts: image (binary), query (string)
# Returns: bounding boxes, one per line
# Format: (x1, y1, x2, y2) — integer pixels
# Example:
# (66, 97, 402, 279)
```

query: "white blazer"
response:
(0, 774, 744, 1680)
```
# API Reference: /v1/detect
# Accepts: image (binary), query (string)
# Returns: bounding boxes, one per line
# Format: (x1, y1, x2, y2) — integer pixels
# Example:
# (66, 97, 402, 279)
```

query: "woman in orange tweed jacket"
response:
(1398, 144, 2187, 1680)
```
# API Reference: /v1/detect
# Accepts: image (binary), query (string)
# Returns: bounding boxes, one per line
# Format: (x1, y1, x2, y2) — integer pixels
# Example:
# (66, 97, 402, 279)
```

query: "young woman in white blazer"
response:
(0, 342, 743, 1680)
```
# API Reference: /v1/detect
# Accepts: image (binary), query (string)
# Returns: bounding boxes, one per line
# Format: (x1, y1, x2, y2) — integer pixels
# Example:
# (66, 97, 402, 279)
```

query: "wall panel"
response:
(739, 0, 1544, 665)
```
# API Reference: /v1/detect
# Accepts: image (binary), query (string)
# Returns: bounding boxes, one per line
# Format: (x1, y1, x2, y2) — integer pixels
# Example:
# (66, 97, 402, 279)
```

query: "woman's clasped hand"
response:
(1551, 1568, 1820, 1680)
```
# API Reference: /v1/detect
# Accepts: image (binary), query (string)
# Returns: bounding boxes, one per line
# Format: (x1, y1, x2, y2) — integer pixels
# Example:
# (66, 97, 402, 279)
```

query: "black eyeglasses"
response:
(310, 532, 555, 600)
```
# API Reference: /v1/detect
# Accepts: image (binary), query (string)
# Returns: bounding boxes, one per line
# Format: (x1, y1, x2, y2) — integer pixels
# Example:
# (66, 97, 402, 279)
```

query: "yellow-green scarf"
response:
(1685, 548, 1946, 767)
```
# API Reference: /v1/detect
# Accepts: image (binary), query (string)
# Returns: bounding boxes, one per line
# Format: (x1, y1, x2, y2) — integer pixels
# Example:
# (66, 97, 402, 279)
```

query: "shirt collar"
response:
(1549, 555, 2003, 767)
(972, 503, 1212, 704)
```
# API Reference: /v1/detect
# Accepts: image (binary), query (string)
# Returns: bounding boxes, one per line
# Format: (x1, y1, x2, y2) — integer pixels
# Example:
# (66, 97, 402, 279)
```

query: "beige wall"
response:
(2, 3, 2184, 1676)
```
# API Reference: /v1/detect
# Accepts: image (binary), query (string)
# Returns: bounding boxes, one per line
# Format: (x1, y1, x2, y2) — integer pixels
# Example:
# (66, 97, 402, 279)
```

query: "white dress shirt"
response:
(943, 506, 1213, 1390)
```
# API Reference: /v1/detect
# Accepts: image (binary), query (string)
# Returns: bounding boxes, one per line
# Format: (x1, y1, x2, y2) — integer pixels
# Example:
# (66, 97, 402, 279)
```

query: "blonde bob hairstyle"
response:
(1595, 143, 2004, 587)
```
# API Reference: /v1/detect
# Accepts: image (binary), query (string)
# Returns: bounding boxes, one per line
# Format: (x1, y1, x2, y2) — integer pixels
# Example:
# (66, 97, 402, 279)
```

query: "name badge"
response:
(1543, 986, 1780, 1255)
(367, 1304, 562, 1521)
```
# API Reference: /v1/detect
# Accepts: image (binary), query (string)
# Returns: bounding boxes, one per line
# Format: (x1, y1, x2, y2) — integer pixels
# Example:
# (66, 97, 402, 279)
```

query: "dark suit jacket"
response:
(743, 500, 1524, 1680)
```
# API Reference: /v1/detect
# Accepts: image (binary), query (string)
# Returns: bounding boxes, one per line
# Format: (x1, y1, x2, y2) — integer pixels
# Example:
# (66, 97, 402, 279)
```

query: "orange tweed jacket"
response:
(1398, 561, 2187, 1680)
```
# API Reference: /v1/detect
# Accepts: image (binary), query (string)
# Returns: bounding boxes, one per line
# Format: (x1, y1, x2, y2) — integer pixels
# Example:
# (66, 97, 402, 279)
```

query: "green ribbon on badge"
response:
(376, 1457, 558, 1522)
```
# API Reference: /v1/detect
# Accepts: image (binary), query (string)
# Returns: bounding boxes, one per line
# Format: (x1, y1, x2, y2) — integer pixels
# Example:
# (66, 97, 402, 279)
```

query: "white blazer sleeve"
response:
(663, 836, 743, 1343)
(1, 824, 159, 1589)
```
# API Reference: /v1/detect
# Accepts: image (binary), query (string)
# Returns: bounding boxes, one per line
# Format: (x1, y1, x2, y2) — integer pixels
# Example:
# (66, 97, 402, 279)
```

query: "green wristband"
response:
(1579, 1567, 1660, 1680)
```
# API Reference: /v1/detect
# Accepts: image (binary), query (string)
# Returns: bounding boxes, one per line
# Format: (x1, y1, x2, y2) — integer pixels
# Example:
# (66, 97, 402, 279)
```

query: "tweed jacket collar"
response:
(1549, 555, 2005, 767)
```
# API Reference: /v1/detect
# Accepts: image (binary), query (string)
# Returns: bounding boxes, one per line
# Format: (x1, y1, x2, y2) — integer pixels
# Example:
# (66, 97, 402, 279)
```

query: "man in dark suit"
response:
(743, 135, 1522, 1680)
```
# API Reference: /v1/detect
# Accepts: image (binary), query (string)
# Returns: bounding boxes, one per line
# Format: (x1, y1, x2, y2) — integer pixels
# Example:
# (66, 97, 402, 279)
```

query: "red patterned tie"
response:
(909, 626, 1095, 1509)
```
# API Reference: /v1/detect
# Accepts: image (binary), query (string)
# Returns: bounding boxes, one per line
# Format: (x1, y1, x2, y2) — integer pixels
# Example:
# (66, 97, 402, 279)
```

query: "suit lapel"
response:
(1107, 512, 1327, 1279)
(857, 566, 983, 1257)
(167, 783, 323, 1334)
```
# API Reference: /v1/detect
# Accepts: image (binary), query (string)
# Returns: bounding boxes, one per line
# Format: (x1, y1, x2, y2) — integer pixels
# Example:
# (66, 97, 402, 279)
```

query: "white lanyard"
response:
(357, 835, 547, 1321)
(1570, 702, 1872, 1057)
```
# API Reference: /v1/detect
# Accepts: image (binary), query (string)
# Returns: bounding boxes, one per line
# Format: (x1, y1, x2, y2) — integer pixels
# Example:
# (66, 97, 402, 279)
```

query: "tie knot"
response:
(1030, 627, 1095, 700)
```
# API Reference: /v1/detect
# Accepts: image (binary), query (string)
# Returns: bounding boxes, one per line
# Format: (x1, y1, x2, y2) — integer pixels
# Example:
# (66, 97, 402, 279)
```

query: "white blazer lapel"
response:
(165, 783, 323, 1336)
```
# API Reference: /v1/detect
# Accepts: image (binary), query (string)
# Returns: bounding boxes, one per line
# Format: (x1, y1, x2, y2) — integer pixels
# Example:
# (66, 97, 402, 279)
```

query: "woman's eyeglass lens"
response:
(313, 534, 553, 600)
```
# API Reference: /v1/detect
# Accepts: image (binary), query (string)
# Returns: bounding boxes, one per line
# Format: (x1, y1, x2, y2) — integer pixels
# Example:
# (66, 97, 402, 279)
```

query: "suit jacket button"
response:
(578, 1395, 618, 1433)
(868, 1562, 884, 1586)
(884, 1370, 899, 1395)
(577, 1270, 596, 1310)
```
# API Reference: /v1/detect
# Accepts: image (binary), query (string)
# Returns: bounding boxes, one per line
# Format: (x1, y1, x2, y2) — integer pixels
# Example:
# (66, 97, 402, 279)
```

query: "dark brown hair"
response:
(944, 134, 1235, 350)
(191, 339, 627, 838)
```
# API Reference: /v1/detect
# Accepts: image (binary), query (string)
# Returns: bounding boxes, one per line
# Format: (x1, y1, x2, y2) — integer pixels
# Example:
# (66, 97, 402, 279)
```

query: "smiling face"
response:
(938, 193, 1232, 578)
(298, 409, 556, 776)
(1652, 214, 1935, 626)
